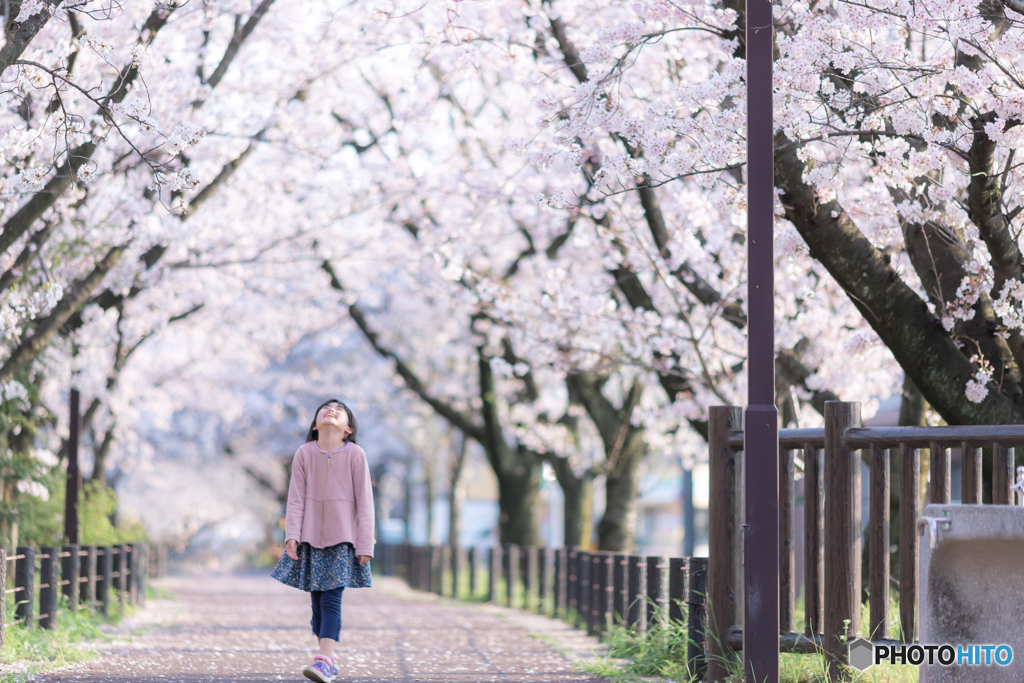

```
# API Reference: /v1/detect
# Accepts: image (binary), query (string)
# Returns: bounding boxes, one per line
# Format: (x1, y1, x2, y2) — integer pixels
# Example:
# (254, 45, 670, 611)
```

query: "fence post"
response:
(961, 442, 981, 505)
(85, 545, 97, 609)
(588, 554, 604, 636)
(468, 547, 478, 598)
(432, 546, 443, 595)
(868, 445, 890, 640)
(525, 546, 538, 611)
(421, 546, 431, 591)
(139, 543, 148, 607)
(505, 544, 519, 608)
(119, 544, 129, 615)
(900, 443, 919, 642)
(646, 555, 667, 629)
(419, 546, 427, 591)
(779, 447, 796, 632)
(612, 554, 627, 624)
(99, 545, 112, 618)
(128, 544, 137, 605)
(398, 543, 409, 581)
(688, 558, 709, 681)
(537, 548, 549, 615)
(707, 405, 743, 682)
(409, 546, 417, 588)
(554, 548, 566, 618)
(627, 555, 645, 632)
(668, 557, 688, 625)
(993, 443, 1014, 505)
(15, 546, 34, 631)
(40, 546, 59, 630)
(929, 441, 951, 504)
(567, 549, 578, 622)
(418, 546, 427, 591)
(824, 401, 862, 679)
(408, 546, 418, 588)
(439, 545, 450, 596)
(603, 554, 616, 634)
(804, 443, 824, 637)
(0, 549, 6, 649)
(487, 546, 501, 603)
(450, 545, 461, 598)
(62, 544, 79, 614)
(577, 551, 591, 630)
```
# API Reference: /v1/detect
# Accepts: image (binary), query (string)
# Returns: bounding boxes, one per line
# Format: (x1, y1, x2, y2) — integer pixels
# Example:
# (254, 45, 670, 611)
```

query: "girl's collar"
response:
(313, 441, 350, 455)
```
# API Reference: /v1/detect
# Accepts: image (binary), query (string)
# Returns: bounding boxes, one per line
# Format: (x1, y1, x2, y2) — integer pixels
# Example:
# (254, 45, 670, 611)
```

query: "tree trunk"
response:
(549, 457, 595, 548)
(403, 458, 414, 542)
(89, 425, 115, 488)
(424, 455, 435, 545)
(494, 458, 542, 546)
(566, 372, 647, 552)
(597, 429, 645, 551)
(448, 432, 468, 550)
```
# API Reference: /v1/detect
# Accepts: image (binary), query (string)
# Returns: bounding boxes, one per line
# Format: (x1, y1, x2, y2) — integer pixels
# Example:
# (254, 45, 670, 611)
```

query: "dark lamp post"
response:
(744, 0, 780, 681)
(64, 388, 81, 545)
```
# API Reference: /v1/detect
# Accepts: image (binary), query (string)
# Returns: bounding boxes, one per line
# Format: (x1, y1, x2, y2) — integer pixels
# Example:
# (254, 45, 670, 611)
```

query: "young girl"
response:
(271, 399, 375, 683)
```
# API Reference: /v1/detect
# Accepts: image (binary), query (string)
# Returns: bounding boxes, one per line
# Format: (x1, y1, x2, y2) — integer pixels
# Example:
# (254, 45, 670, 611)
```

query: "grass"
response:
(397, 563, 920, 682)
(578, 594, 921, 683)
(0, 587, 153, 682)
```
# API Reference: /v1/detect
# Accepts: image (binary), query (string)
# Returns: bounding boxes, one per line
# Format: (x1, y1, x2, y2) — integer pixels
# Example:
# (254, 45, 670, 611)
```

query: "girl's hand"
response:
(286, 539, 298, 560)
(358, 555, 371, 565)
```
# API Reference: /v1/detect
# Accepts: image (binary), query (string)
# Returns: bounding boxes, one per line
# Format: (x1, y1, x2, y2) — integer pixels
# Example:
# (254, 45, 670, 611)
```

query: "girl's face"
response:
(316, 402, 352, 436)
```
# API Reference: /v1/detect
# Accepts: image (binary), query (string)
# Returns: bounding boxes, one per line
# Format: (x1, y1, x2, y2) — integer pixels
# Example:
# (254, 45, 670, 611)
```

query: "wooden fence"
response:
(707, 402, 1024, 679)
(376, 542, 710, 679)
(0, 543, 150, 649)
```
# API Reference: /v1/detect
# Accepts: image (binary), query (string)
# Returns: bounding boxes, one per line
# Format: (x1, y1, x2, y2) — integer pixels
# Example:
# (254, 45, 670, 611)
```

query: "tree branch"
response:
(0, 243, 126, 383)
(967, 113, 1023, 287)
(775, 132, 1021, 424)
(321, 257, 486, 443)
(0, 2, 178, 257)
(0, 0, 62, 79)
(198, 0, 276, 97)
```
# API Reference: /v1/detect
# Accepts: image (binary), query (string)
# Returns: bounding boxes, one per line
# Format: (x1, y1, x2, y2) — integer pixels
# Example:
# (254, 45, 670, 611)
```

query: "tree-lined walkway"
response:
(39, 574, 608, 683)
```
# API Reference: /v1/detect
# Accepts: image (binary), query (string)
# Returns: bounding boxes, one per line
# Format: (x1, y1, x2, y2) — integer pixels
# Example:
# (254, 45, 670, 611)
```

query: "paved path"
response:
(39, 574, 608, 683)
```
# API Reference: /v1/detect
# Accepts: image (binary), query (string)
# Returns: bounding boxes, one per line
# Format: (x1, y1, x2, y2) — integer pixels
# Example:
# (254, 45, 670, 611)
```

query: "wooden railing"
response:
(376, 542, 710, 679)
(707, 402, 1024, 680)
(0, 543, 150, 649)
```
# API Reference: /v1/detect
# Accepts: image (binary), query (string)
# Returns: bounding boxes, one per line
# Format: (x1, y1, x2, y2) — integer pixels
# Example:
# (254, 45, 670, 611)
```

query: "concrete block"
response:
(920, 504, 1024, 682)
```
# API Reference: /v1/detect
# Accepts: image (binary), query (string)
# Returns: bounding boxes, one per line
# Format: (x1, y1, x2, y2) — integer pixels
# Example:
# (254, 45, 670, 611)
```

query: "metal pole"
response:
(744, 0, 779, 678)
(64, 388, 81, 545)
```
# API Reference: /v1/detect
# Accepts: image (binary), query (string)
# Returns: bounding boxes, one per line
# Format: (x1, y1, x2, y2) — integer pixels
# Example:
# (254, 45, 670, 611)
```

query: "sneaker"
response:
(329, 655, 339, 677)
(303, 656, 335, 683)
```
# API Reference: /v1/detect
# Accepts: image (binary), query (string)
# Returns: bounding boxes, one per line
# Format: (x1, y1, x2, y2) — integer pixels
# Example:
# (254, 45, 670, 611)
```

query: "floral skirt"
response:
(271, 541, 372, 592)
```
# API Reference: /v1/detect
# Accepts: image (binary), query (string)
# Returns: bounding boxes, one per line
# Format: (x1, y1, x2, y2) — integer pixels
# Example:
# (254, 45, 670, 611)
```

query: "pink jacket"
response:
(284, 441, 375, 557)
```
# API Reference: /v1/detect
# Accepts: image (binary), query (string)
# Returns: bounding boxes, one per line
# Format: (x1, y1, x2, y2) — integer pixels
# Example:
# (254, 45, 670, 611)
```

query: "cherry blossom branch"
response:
(321, 256, 486, 443)
(0, 3, 178, 258)
(195, 0, 276, 107)
(0, 242, 127, 383)
(0, 0, 63, 79)
(13, 59, 166, 173)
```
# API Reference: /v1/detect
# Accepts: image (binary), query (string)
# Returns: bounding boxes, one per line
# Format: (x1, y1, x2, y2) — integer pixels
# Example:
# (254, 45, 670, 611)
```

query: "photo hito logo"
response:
(848, 638, 1014, 671)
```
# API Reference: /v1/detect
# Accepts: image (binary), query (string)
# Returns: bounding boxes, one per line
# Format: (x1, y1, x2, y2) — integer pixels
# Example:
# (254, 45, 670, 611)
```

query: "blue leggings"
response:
(310, 587, 344, 640)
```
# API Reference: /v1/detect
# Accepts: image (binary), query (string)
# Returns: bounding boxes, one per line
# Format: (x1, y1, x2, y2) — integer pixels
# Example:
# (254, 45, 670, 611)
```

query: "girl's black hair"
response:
(305, 398, 359, 444)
